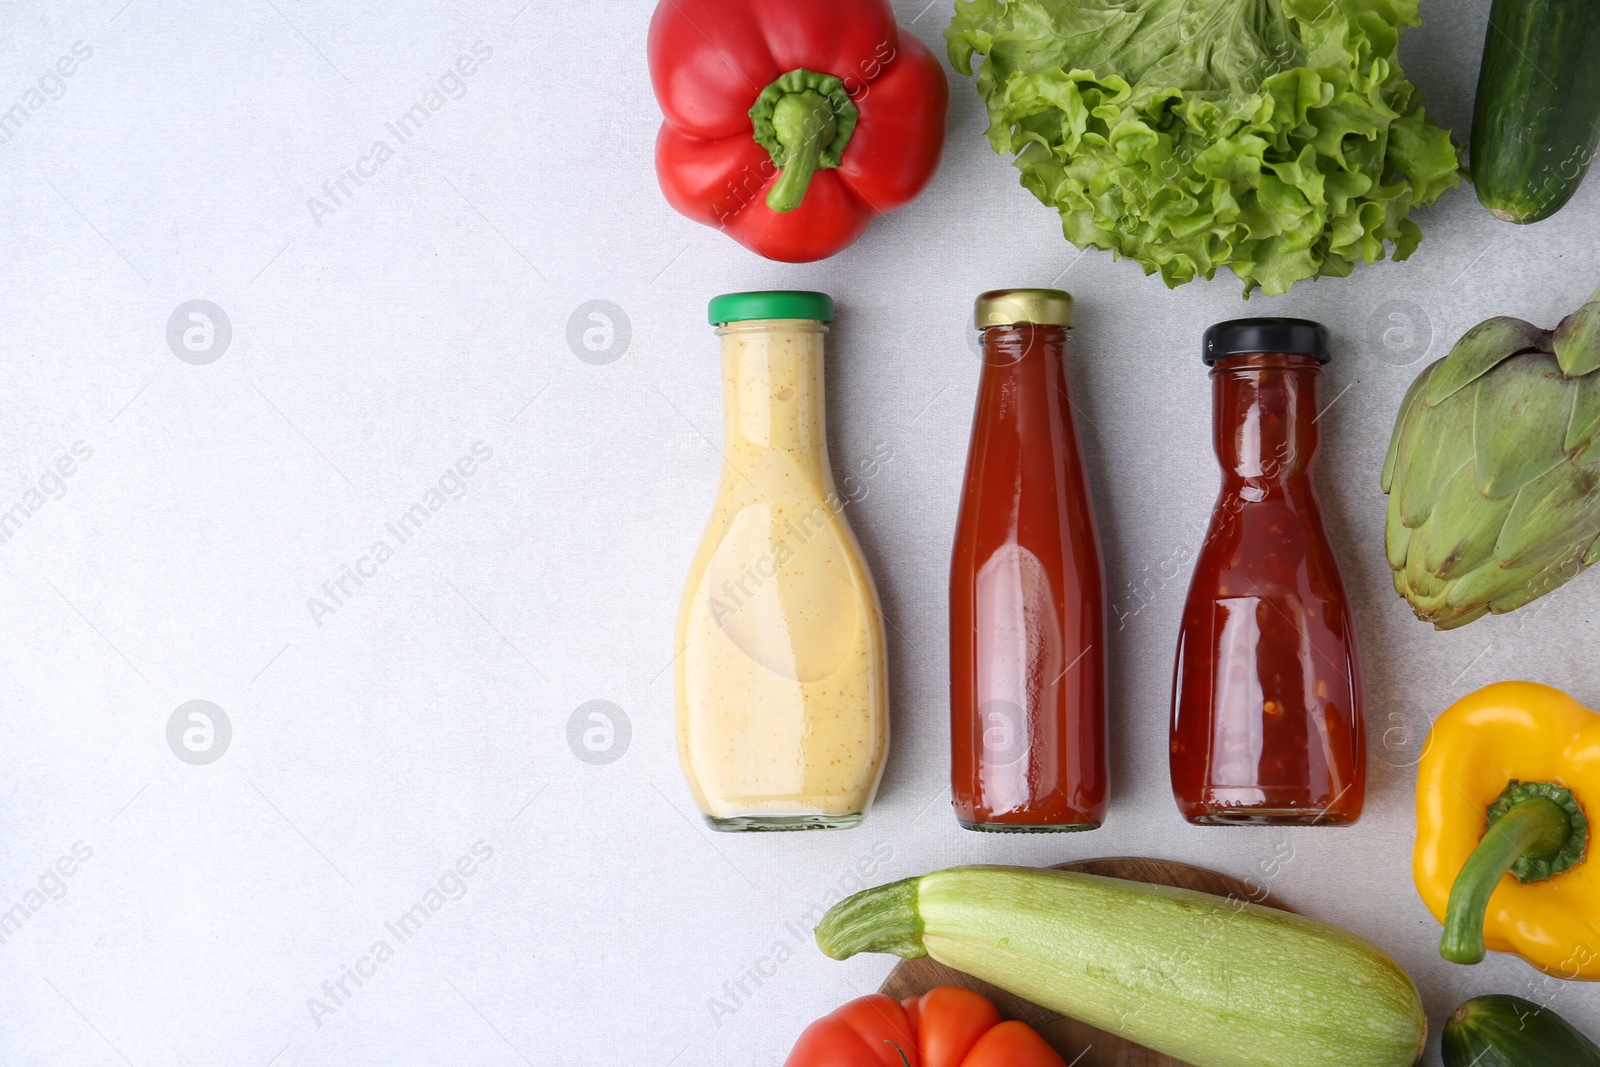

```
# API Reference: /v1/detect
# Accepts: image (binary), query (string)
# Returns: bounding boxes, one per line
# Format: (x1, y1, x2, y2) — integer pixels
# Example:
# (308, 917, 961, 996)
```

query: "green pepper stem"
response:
(765, 91, 836, 213)
(748, 69, 858, 214)
(1441, 796, 1572, 964)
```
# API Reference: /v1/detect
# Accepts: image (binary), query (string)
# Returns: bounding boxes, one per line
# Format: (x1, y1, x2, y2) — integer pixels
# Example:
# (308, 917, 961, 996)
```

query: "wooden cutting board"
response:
(878, 857, 1292, 1067)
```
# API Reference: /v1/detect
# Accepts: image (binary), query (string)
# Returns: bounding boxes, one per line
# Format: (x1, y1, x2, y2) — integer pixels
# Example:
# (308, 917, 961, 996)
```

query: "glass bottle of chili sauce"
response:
(950, 289, 1108, 832)
(1170, 319, 1366, 826)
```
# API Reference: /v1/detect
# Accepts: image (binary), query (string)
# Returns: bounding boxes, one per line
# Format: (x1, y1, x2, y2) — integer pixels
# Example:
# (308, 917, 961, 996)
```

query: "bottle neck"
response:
(1210, 352, 1323, 484)
(980, 323, 1067, 373)
(718, 319, 829, 462)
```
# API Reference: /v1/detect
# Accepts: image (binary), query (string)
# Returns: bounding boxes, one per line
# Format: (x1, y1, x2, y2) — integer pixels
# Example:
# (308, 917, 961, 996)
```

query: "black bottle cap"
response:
(1202, 318, 1330, 365)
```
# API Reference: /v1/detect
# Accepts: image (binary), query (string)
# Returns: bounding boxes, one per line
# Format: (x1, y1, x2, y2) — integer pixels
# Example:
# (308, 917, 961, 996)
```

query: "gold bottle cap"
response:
(974, 288, 1074, 329)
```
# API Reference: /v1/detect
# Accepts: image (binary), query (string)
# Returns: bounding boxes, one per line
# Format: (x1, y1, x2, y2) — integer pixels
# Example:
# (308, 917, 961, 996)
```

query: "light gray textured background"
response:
(1, 1, 1595, 1065)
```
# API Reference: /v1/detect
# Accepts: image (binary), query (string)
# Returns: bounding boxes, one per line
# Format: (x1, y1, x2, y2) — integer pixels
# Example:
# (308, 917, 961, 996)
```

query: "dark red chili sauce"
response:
(1170, 323, 1366, 826)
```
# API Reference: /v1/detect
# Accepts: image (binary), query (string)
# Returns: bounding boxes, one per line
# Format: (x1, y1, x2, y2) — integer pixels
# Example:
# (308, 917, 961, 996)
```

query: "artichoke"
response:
(1382, 291, 1600, 628)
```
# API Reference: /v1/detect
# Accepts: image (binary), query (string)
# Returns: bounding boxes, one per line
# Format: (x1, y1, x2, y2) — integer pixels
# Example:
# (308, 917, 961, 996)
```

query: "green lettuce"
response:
(947, 0, 1463, 295)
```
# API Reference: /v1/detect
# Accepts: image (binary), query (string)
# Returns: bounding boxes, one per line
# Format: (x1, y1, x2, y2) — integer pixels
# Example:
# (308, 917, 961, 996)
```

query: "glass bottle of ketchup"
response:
(950, 289, 1107, 832)
(1170, 319, 1366, 826)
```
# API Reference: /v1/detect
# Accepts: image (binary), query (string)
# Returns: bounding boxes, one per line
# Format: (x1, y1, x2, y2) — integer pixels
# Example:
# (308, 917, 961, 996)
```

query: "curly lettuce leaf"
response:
(948, 0, 1462, 295)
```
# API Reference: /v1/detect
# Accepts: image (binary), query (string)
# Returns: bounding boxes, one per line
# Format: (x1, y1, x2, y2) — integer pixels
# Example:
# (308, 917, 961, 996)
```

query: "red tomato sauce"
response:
(951, 315, 1108, 831)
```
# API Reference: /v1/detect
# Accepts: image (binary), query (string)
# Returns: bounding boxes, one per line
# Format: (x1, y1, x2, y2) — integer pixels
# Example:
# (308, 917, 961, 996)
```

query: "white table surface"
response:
(2, 2, 1597, 1064)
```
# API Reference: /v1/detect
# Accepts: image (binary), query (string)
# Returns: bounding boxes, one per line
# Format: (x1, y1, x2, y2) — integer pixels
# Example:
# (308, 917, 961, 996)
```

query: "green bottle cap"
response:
(708, 291, 834, 326)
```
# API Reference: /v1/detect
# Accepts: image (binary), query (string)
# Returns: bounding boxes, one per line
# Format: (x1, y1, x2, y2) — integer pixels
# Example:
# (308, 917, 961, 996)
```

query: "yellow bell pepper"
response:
(1414, 681, 1599, 979)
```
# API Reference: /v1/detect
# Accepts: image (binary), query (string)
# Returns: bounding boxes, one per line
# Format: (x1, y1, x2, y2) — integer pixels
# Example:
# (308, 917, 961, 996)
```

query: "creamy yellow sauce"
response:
(674, 319, 888, 829)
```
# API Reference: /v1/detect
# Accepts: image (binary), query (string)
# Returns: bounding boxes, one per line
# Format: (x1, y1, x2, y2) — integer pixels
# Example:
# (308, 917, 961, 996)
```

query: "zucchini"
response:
(816, 866, 1426, 1067)
(1442, 995, 1600, 1067)
(1471, 0, 1600, 223)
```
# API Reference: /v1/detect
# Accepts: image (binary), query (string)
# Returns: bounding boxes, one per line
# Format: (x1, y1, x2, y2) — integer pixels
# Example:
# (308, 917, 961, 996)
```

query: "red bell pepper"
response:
(647, 0, 948, 263)
(784, 987, 1068, 1067)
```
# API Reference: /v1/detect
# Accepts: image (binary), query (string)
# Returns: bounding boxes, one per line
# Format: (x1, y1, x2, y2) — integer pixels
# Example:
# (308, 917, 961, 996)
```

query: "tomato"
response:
(785, 987, 1067, 1067)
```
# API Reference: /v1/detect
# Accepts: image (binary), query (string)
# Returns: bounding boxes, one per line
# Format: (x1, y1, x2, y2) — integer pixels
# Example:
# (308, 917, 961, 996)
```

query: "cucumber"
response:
(1471, 0, 1600, 223)
(1442, 995, 1600, 1067)
(816, 866, 1426, 1067)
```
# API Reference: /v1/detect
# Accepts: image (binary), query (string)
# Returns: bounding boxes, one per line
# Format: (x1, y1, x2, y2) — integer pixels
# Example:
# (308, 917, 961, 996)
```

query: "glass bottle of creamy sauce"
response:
(675, 291, 889, 831)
